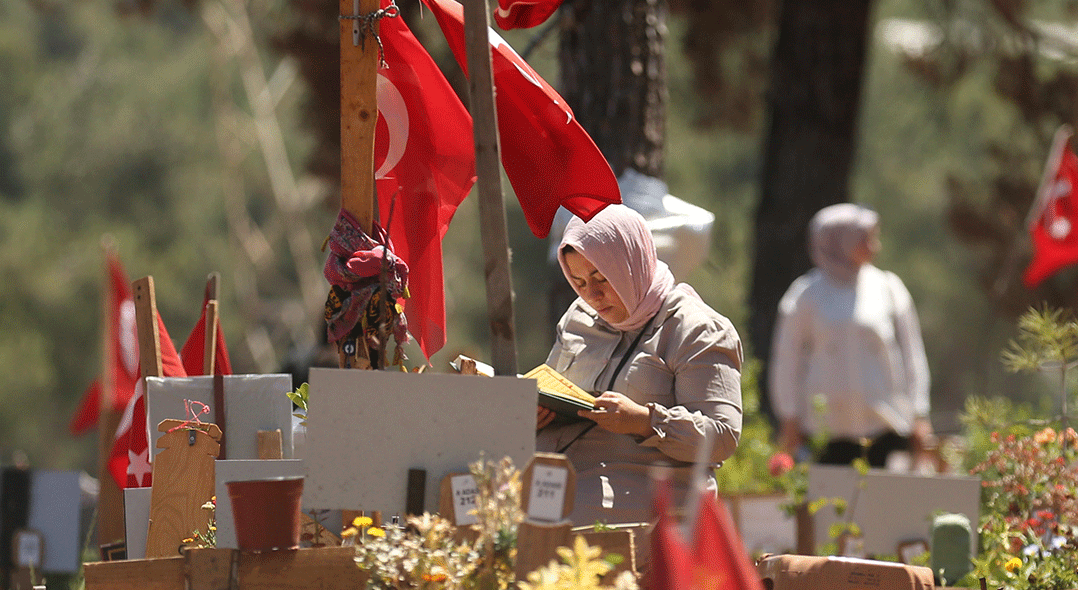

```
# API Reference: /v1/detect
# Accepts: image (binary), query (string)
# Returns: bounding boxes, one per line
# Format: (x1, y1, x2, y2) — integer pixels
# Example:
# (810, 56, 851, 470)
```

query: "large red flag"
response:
(107, 314, 187, 488)
(69, 252, 140, 435)
(691, 492, 766, 590)
(1025, 126, 1078, 288)
(375, 2, 476, 359)
(422, 0, 620, 238)
(493, 0, 565, 30)
(181, 298, 233, 376)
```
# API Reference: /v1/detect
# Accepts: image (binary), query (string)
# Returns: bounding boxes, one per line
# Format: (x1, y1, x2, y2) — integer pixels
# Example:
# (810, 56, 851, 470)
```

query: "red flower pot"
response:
(226, 476, 305, 551)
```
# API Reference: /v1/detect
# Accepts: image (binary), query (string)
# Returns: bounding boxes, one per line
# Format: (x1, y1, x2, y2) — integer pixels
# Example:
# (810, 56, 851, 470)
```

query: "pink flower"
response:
(769, 452, 795, 477)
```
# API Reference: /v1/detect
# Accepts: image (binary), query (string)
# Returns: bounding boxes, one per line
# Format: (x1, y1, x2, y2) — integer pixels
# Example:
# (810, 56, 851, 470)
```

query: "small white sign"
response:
(527, 465, 568, 522)
(14, 530, 43, 569)
(449, 474, 479, 526)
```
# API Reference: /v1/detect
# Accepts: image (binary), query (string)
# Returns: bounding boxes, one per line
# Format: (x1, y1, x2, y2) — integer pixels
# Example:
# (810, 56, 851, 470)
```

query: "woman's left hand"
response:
(580, 391, 651, 437)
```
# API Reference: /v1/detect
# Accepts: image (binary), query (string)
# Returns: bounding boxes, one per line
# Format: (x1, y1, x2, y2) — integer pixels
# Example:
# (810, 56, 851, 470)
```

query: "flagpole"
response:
(464, 0, 519, 376)
(992, 124, 1074, 297)
(96, 237, 126, 547)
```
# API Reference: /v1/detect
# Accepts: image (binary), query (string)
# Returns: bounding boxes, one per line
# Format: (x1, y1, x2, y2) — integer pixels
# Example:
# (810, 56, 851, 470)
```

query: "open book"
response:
(522, 364, 596, 423)
(451, 356, 596, 423)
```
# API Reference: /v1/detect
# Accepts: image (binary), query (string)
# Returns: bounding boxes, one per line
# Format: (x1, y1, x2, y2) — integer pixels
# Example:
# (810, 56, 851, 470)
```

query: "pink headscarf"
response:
(808, 203, 879, 284)
(558, 204, 676, 332)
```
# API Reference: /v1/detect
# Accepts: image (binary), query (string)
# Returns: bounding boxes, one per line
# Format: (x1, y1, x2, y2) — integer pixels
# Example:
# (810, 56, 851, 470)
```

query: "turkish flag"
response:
(180, 295, 233, 376)
(647, 477, 694, 590)
(493, 0, 564, 30)
(107, 314, 187, 488)
(1024, 126, 1078, 288)
(375, 1, 476, 359)
(69, 252, 140, 435)
(422, 0, 620, 238)
(691, 492, 765, 590)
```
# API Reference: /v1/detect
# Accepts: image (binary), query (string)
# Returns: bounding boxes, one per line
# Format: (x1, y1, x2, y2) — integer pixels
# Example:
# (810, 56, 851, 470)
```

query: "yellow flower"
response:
(352, 516, 373, 528)
(341, 527, 358, 539)
(1005, 557, 1023, 573)
(366, 527, 386, 538)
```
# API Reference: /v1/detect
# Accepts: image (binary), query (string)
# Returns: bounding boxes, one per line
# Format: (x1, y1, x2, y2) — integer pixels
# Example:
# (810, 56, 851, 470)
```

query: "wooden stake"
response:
(133, 277, 164, 379)
(203, 300, 218, 376)
(463, 0, 518, 376)
(202, 271, 219, 376)
(339, 0, 381, 233)
(97, 238, 126, 547)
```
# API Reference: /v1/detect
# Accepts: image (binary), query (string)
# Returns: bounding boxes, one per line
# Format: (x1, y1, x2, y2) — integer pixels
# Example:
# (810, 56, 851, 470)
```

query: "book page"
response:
(522, 365, 595, 404)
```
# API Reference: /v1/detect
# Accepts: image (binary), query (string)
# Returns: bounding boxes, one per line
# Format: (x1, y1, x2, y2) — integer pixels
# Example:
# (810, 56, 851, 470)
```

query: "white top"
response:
(769, 265, 930, 439)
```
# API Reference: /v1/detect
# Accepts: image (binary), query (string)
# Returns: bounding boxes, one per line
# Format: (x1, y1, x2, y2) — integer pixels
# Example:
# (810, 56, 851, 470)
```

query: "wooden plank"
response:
(97, 239, 126, 547)
(185, 547, 236, 590)
(339, 0, 380, 232)
(257, 429, 283, 460)
(145, 420, 222, 559)
(236, 547, 368, 589)
(84, 555, 186, 590)
(514, 521, 572, 582)
(462, 0, 518, 376)
(203, 299, 219, 376)
(84, 548, 367, 590)
(133, 276, 164, 379)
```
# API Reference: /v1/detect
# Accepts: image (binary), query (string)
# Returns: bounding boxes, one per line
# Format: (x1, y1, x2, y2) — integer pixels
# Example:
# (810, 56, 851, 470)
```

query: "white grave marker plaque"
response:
(305, 368, 535, 516)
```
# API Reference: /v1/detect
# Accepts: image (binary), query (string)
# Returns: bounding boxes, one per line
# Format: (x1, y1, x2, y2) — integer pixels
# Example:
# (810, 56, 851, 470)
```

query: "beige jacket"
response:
(538, 287, 743, 527)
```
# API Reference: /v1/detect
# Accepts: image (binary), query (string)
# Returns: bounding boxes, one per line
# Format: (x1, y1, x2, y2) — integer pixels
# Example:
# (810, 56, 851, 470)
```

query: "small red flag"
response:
(1025, 126, 1078, 288)
(493, 0, 564, 30)
(375, 1, 476, 359)
(70, 252, 140, 435)
(107, 314, 187, 489)
(648, 477, 694, 590)
(692, 492, 766, 590)
(180, 297, 233, 376)
(422, 0, 620, 239)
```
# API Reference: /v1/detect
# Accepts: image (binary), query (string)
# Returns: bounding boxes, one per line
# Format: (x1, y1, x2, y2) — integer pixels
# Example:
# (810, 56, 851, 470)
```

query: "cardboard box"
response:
(757, 554, 935, 590)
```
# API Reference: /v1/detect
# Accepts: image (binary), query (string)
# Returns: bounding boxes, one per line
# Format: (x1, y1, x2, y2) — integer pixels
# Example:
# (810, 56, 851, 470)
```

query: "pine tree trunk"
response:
(750, 0, 874, 428)
(558, 0, 667, 179)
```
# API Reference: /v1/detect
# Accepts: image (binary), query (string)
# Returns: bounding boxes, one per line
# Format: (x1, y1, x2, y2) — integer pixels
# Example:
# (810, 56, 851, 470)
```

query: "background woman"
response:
(769, 203, 932, 468)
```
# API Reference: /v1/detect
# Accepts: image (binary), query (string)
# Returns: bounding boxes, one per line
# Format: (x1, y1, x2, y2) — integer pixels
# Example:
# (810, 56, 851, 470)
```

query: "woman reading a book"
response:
(536, 204, 744, 530)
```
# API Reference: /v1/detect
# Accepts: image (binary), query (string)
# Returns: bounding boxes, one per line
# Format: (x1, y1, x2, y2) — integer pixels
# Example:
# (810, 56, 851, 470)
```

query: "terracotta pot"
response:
(227, 476, 305, 551)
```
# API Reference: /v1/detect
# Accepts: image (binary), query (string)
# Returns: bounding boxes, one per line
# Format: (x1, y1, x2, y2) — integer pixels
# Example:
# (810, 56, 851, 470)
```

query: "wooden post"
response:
(339, 0, 380, 232)
(133, 277, 164, 379)
(202, 272, 220, 376)
(463, 0, 518, 376)
(97, 239, 126, 548)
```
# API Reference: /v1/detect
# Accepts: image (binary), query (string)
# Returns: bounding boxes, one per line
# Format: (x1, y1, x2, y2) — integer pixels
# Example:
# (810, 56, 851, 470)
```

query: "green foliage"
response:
(1002, 307, 1078, 374)
(287, 382, 309, 425)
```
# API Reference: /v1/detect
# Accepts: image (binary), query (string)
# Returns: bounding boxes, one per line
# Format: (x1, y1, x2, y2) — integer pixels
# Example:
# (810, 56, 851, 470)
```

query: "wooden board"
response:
(83, 547, 367, 590)
(145, 420, 221, 558)
(304, 368, 535, 515)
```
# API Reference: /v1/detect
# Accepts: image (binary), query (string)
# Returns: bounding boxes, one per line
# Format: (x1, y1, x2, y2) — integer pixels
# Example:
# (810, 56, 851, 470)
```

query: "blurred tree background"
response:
(1, 0, 1076, 474)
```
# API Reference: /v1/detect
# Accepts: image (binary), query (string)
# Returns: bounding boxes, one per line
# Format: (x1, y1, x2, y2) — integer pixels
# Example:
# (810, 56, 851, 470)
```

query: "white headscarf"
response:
(809, 203, 879, 284)
(558, 205, 676, 332)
